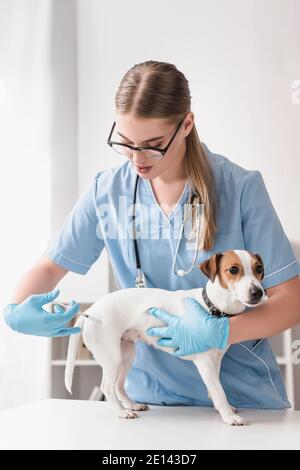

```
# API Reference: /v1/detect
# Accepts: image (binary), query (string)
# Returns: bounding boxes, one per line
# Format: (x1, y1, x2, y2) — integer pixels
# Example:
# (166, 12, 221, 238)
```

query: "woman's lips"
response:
(134, 165, 153, 174)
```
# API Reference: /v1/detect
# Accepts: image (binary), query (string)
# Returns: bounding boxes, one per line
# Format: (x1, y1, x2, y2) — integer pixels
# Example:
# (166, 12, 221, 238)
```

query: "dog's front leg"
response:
(193, 353, 247, 426)
(211, 350, 237, 414)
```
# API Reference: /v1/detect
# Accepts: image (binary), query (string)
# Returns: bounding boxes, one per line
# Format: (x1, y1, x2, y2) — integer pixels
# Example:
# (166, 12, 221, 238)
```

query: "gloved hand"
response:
(146, 297, 230, 356)
(3, 288, 81, 337)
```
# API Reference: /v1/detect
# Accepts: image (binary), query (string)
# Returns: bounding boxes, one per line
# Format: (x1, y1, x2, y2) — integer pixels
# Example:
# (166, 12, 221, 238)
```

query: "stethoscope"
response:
(132, 173, 202, 288)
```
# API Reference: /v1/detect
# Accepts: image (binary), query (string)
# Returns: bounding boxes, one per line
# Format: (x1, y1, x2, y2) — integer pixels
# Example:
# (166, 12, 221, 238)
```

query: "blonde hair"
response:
(115, 60, 217, 250)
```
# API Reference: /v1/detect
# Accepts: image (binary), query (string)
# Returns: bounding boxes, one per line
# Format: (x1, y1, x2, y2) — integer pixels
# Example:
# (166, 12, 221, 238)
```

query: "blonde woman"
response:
(4, 61, 300, 410)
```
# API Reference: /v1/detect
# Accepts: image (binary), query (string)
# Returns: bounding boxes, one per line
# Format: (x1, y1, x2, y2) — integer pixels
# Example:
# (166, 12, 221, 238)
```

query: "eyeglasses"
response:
(107, 117, 185, 160)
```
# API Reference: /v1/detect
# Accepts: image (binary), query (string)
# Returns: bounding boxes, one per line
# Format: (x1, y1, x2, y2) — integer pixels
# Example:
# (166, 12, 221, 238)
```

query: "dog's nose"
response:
(249, 286, 263, 302)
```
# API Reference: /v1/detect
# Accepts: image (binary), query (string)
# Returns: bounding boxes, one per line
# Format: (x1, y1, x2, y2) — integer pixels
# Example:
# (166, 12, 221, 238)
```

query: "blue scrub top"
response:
(47, 142, 300, 409)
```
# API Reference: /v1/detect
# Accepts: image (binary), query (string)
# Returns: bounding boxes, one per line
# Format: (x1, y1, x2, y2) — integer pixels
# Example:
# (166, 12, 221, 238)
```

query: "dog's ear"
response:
(254, 253, 264, 280)
(198, 252, 223, 282)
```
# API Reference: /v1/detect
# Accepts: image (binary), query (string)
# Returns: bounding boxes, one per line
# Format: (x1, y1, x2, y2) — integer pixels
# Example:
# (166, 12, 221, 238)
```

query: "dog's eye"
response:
(229, 266, 239, 275)
(256, 265, 263, 274)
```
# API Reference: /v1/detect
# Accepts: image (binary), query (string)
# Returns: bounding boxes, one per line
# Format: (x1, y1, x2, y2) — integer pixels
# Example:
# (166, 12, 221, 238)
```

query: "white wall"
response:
(0, 0, 53, 410)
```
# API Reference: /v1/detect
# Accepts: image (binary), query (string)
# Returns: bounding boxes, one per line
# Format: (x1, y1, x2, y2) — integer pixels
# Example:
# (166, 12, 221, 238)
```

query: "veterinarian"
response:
(3, 61, 300, 410)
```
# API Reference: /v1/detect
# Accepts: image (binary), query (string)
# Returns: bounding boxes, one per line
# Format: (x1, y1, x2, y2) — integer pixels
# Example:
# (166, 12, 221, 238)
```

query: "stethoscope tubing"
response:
(132, 173, 200, 287)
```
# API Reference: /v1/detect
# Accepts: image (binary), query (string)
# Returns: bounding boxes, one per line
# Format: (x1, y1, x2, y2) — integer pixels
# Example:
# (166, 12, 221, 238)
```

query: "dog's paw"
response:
(129, 403, 149, 411)
(223, 413, 248, 426)
(230, 405, 237, 413)
(118, 409, 138, 419)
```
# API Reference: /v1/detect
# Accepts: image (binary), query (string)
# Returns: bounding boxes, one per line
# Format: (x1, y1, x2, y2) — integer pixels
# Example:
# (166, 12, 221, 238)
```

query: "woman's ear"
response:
(198, 252, 223, 282)
(183, 111, 195, 138)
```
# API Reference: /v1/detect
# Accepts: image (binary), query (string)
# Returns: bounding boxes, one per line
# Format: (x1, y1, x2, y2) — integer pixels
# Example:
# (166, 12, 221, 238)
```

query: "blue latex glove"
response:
(3, 288, 81, 337)
(146, 297, 230, 356)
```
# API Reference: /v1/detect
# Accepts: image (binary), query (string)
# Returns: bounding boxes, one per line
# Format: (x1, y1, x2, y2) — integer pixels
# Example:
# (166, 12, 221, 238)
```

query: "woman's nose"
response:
(132, 154, 148, 166)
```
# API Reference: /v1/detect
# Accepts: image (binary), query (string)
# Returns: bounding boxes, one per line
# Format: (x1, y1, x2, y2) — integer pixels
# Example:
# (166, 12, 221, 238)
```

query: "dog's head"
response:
(199, 250, 267, 308)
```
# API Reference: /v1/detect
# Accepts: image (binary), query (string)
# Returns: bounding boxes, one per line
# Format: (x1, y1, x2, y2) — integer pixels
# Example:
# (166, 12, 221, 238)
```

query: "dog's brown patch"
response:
(250, 253, 264, 280)
(199, 252, 223, 283)
(199, 250, 246, 289)
(218, 251, 245, 289)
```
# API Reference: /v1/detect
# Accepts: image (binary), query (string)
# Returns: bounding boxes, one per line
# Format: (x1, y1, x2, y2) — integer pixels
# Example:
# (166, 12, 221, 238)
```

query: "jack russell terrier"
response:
(65, 249, 267, 426)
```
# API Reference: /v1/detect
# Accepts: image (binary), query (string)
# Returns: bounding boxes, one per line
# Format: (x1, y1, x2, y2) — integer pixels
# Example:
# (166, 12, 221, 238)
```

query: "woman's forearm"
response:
(11, 257, 68, 304)
(228, 276, 300, 344)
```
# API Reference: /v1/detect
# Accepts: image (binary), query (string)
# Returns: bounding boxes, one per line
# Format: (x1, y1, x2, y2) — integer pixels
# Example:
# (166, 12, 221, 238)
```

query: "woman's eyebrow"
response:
(116, 131, 165, 144)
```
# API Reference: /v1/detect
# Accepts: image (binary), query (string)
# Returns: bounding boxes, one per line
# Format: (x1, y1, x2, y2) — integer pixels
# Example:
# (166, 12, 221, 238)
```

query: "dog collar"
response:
(202, 287, 230, 318)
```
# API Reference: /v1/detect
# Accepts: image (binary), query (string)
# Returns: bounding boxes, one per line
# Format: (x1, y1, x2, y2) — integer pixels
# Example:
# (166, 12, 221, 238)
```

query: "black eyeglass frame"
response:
(107, 117, 185, 158)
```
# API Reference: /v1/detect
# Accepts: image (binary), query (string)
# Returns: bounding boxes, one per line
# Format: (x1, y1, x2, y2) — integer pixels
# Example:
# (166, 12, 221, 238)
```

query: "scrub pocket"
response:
(244, 338, 290, 407)
(220, 339, 291, 409)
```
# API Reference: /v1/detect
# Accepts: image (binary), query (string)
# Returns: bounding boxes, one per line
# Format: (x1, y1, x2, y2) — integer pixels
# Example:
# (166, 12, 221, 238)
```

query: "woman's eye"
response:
(148, 142, 163, 148)
(256, 265, 263, 274)
(229, 266, 239, 275)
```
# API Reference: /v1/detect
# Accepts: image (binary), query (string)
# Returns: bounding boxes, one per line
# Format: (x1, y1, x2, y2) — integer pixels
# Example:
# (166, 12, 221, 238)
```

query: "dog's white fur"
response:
(65, 249, 267, 425)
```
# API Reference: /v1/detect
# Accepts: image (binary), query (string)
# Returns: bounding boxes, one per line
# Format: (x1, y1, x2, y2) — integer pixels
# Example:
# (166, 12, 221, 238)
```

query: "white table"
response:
(0, 399, 299, 450)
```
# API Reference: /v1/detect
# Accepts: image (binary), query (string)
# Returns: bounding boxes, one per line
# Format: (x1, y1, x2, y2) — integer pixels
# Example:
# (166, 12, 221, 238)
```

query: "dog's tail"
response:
(64, 314, 85, 394)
